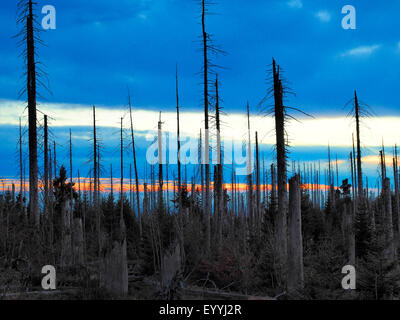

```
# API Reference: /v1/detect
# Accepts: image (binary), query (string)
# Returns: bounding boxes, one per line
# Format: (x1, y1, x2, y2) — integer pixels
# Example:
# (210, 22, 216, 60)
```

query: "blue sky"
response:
(0, 0, 399, 187)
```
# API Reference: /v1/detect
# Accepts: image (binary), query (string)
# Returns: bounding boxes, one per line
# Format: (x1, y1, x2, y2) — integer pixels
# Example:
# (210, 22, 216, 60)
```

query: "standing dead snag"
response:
(287, 174, 304, 291)
(44, 115, 49, 217)
(92, 105, 101, 257)
(346, 91, 374, 199)
(18, 0, 40, 225)
(258, 58, 312, 286)
(265, 59, 289, 284)
(383, 178, 396, 263)
(128, 92, 141, 236)
(201, 0, 211, 252)
(272, 59, 288, 281)
(176, 65, 182, 206)
(354, 92, 363, 197)
(246, 102, 253, 228)
(255, 131, 261, 233)
(18, 117, 25, 216)
(341, 179, 355, 265)
(394, 146, 400, 246)
(158, 112, 164, 212)
(213, 75, 223, 243)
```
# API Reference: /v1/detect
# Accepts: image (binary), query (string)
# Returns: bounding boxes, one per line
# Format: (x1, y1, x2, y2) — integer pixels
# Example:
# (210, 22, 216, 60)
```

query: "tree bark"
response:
(26, 0, 40, 226)
(272, 59, 288, 282)
(287, 175, 304, 291)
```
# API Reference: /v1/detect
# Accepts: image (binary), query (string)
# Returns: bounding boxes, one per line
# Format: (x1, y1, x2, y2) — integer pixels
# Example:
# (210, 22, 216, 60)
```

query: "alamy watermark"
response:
(145, 129, 255, 176)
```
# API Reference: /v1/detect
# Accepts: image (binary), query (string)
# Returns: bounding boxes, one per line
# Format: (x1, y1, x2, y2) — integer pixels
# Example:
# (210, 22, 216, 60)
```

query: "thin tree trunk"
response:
(202, 0, 211, 252)
(128, 94, 141, 237)
(255, 131, 261, 231)
(158, 113, 164, 212)
(272, 59, 288, 281)
(246, 103, 253, 228)
(287, 174, 304, 291)
(93, 105, 100, 257)
(43, 115, 49, 217)
(19, 117, 24, 215)
(26, 0, 39, 226)
(383, 178, 396, 263)
(354, 91, 363, 198)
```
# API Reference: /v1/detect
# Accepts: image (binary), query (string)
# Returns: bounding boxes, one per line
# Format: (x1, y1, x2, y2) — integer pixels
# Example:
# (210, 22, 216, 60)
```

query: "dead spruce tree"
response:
(199, 0, 225, 253)
(17, 0, 46, 226)
(258, 58, 311, 287)
(287, 174, 304, 292)
(346, 91, 374, 199)
(128, 91, 141, 236)
(246, 102, 253, 229)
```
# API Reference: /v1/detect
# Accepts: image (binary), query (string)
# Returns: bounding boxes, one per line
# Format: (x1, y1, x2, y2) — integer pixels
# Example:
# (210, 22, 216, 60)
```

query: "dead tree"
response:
(273, 60, 288, 278)
(201, 0, 211, 252)
(258, 58, 312, 286)
(270, 163, 277, 212)
(44, 115, 49, 217)
(214, 76, 223, 243)
(287, 174, 304, 291)
(394, 146, 400, 246)
(176, 65, 182, 207)
(246, 102, 253, 228)
(341, 179, 355, 265)
(18, 0, 40, 225)
(255, 131, 261, 231)
(128, 92, 141, 236)
(158, 112, 164, 212)
(19, 117, 24, 214)
(92, 106, 100, 254)
(346, 91, 374, 199)
(383, 178, 396, 263)
(354, 92, 363, 197)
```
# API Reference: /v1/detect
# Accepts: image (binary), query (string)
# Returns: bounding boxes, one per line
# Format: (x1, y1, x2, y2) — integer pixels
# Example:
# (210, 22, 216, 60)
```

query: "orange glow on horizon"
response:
(0, 178, 336, 194)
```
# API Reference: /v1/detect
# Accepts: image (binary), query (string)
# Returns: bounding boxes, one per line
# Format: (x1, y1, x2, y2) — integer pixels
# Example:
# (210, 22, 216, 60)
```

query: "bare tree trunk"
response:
(73, 216, 85, 266)
(271, 163, 276, 212)
(176, 65, 182, 208)
(383, 178, 396, 263)
(394, 147, 400, 246)
(60, 199, 72, 268)
(92, 106, 100, 257)
(246, 103, 253, 229)
(350, 152, 355, 217)
(255, 131, 261, 233)
(158, 113, 164, 212)
(201, 0, 211, 253)
(26, 0, 39, 226)
(215, 77, 223, 245)
(53, 141, 57, 179)
(345, 197, 355, 266)
(19, 118, 24, 216)
(354, 91, 363, 198)
(287, 174, 304, 291)
(199, 129, 204, 213)
(128, 93, 141, 237)
(352, 135, 358, 200)
(272, 59, 288, 282)
(69, 129, 75, 265)
(43, 115, 49, 217)
(49, 146, 54, 245)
